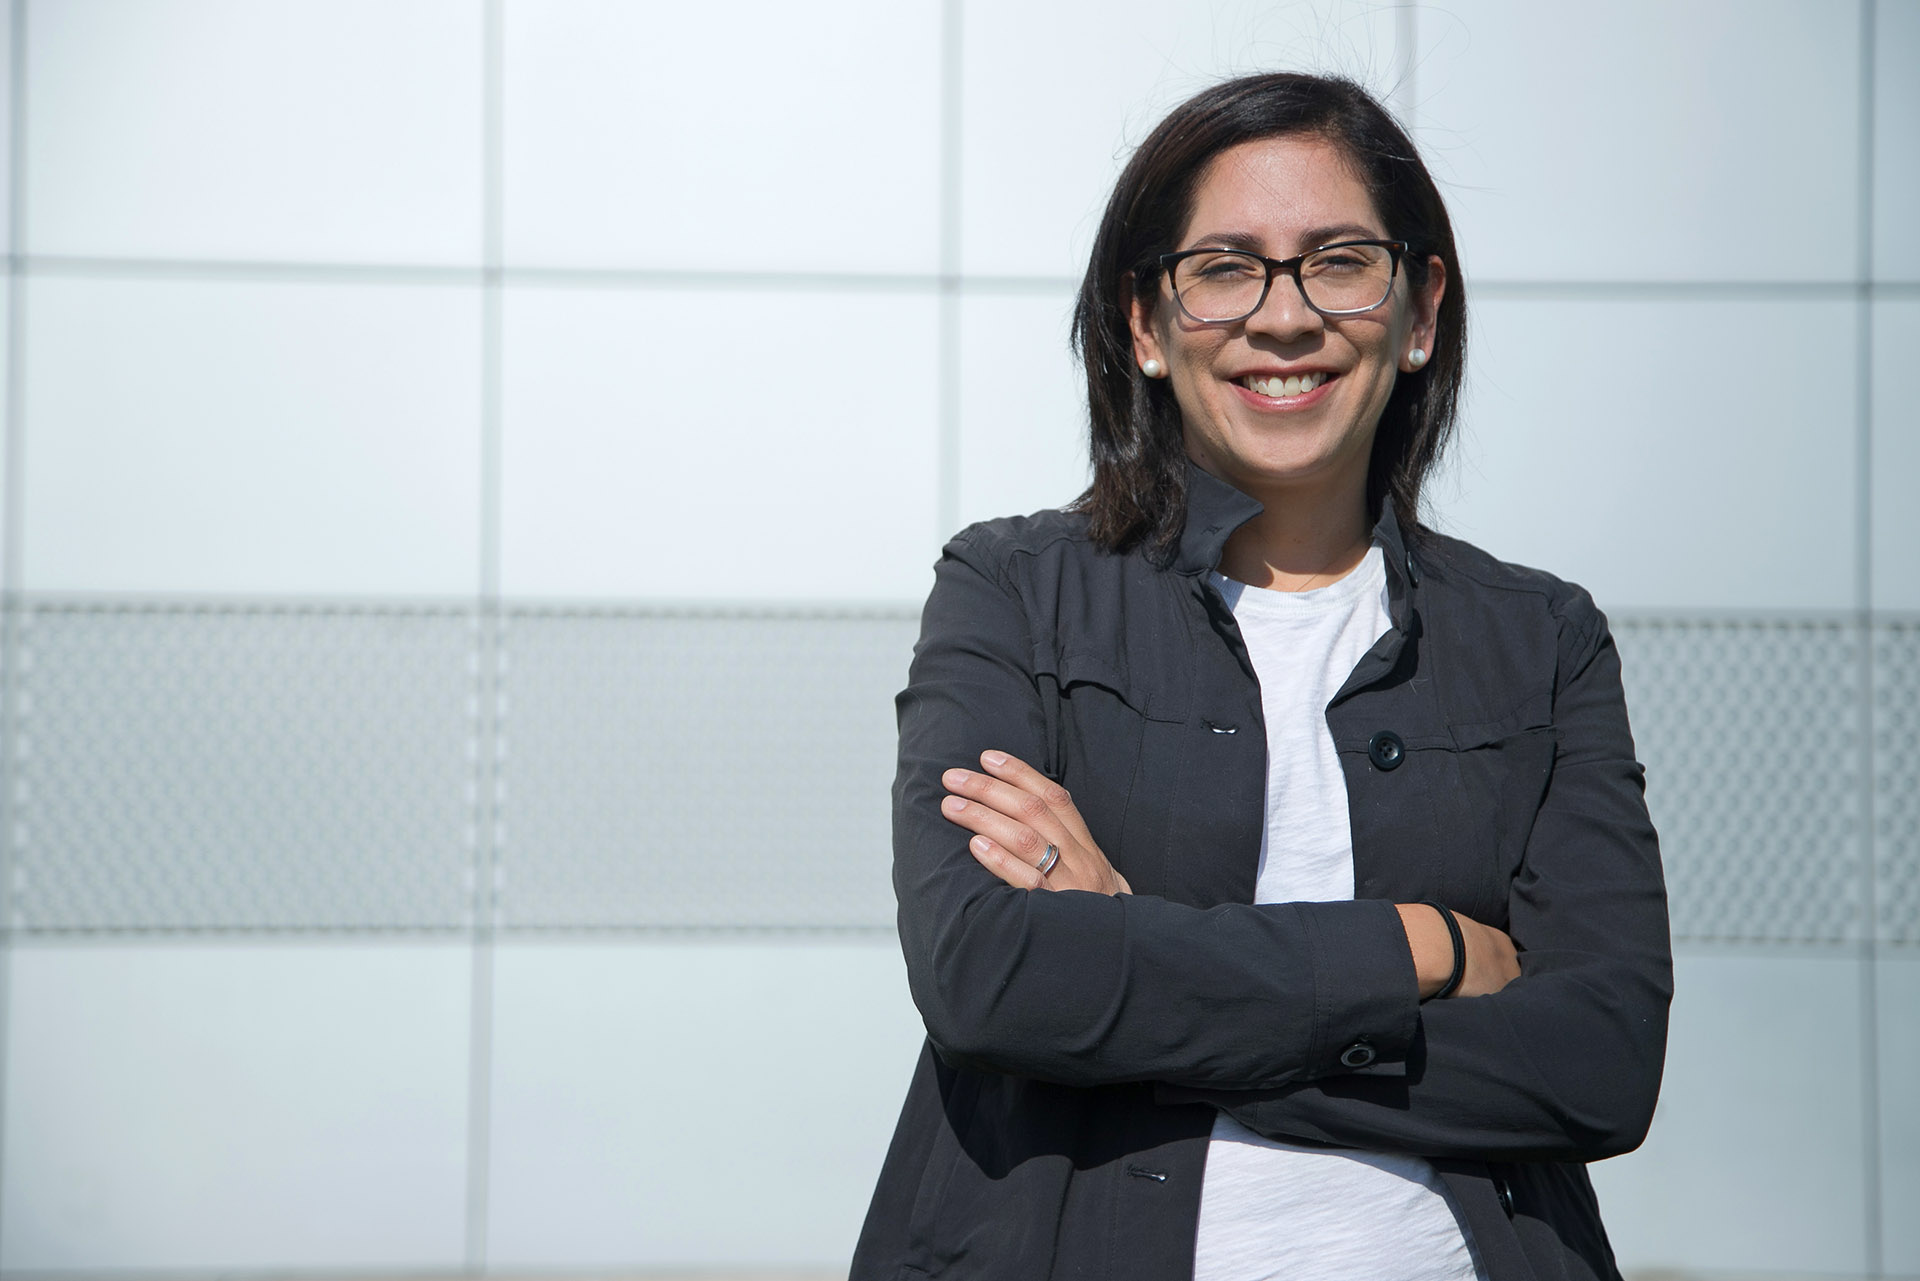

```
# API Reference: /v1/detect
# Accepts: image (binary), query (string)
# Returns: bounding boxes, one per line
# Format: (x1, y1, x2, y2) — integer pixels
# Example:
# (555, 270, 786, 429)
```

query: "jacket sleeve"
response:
(1158, 590, 1673, 1162)
(895, 528, 1424, 1090)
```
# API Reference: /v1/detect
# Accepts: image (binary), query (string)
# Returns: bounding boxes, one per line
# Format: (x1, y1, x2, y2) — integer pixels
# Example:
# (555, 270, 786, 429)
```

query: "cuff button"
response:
(1367, 730, 1405, 771)
(1338, 1040, 1377, 1069)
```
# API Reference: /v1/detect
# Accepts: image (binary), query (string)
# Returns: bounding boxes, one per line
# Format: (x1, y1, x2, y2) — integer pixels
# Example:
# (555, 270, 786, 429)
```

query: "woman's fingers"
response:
(942, 751, 1098, 859)
(976, 750, 1102, 852)
(941, 751, 1130, 895)
(939, 786, 1056, 866)
(966, 833, 1046, 890)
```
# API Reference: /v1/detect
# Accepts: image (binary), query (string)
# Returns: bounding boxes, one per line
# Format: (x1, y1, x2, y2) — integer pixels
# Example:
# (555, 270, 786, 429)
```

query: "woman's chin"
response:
(1187, 430, 1371, 499)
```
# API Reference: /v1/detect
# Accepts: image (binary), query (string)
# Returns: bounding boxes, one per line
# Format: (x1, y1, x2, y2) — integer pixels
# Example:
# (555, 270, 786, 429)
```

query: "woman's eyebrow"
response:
(1298, 222, 1385, 247)
(1181, 223, 1386, 254)
(1181, 229, 1267, 252)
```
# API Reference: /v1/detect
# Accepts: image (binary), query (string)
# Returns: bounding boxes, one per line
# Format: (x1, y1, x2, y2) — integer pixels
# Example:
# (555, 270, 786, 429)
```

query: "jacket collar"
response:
(1174, 460, 1419, 594)
(1173, 463, 1265, 576)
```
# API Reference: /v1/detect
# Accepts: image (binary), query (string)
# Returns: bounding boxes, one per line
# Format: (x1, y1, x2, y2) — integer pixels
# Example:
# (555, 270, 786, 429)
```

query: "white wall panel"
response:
(1, 1, 13, 256)
(26, 0, 483, 264)
(500, 285, 940, 601)
(1876, 0, 1920, 281)
(1588, 949, 1869, 1276)
(1413, 0, 1861, 284)
(22, 276, 482, 595)
(486, 939, 925, 1269)
(502, 0, 940, 275)
(956, 289, 1087, 528)
(2, 10, 11, 560)
(2, 274, 9, 564)
(1873, 301, 1920, 611)
(0, 941, 472, 1271)
(1879, 954, 1920, 1275)
(959, 0, 1400, 280)
(1433, 297, 1858, 612)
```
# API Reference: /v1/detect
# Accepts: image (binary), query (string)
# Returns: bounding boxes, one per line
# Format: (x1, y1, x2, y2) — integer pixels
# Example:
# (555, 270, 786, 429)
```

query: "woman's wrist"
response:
(1418, 901, 1467, 1000)
(1395, 901, 1455, 1000)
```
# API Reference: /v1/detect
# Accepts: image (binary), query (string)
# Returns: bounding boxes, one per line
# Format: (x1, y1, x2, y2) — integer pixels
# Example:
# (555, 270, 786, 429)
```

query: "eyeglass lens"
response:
(1171, 244, 1396, 321)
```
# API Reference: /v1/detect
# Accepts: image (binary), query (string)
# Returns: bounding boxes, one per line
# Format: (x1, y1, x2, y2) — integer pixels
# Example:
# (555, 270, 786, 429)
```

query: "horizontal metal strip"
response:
(0, 923, 899, 940)
(5, 594, 922, 620)
(5, 597, 1913, 627)
(6, 925, 1902, 946)
(14, 255, 1920, 300)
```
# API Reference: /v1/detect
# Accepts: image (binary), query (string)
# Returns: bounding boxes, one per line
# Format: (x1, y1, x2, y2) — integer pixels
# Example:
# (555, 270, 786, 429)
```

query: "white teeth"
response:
(1243, 372, 1326, 397)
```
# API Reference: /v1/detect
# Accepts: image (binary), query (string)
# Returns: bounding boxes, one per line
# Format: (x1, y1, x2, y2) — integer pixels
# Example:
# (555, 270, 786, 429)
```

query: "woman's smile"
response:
(1231, 368, 1337, 407)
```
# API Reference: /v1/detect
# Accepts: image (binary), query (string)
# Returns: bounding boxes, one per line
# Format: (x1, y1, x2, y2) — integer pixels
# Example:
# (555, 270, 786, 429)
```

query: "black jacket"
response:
(853, 465, 1672, 1281)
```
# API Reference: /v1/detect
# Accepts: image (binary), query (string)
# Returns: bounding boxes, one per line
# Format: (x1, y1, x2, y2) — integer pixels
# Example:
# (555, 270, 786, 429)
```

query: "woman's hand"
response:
(1396, 902, 1521, 999)
(940, 750, 1131, 895)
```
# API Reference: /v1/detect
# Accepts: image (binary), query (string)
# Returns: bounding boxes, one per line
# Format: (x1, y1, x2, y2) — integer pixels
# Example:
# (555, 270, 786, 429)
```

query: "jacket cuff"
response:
(1296, 898, 1421, 1077)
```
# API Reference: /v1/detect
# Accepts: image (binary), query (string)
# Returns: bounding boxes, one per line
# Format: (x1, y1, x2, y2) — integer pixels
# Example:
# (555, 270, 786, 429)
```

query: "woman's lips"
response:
(1232, 370, 1338, 408)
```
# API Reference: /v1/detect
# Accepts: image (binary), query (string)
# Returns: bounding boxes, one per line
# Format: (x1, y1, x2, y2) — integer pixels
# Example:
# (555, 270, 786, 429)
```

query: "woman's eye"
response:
(1194, 258, 1259, 278)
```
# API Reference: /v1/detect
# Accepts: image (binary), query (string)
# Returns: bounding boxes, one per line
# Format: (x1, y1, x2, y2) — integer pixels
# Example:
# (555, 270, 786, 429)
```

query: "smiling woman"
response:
(853, 73, 1669, 1281)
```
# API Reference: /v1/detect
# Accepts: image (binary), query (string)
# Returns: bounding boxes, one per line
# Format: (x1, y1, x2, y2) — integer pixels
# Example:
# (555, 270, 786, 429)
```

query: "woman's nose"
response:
(1245, 273, 1323, 341)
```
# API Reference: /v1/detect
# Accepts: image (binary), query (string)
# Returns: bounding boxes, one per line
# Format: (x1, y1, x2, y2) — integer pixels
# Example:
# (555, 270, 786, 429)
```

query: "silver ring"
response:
(1036, 844, 1060, 877)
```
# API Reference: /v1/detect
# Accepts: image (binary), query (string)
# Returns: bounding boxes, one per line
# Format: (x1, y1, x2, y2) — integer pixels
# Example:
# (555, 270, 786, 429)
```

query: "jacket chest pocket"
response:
(1434, 723, 1558, 926)
(1034, 650, 1180, 877)
(1345, 685, 1559, 926)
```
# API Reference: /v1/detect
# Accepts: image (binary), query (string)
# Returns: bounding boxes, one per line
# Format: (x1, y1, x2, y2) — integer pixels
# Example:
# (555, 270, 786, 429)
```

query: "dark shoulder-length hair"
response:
(1069, 73, 1466, 559)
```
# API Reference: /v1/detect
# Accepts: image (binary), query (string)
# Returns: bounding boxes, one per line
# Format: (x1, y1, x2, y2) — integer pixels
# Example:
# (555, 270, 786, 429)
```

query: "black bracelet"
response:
(1419, 900, 1466, 1001)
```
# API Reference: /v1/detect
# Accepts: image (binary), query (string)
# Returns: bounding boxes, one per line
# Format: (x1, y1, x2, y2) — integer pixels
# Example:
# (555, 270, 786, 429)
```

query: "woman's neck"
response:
(1215, 481, 1373, 593)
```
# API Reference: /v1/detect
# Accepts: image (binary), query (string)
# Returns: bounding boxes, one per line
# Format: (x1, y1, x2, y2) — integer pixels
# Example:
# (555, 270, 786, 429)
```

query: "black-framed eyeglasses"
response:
(1157, 239, 1409, 323)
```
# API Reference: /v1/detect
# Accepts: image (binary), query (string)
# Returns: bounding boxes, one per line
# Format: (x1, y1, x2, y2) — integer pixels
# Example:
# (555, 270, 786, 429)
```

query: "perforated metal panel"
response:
(10, 602, 479, 930)
(1613, 617, 1865, 945)
(5, 601, 1914, 944)
(1875, 620, 1920, 946)
(496, 608, 916, 930)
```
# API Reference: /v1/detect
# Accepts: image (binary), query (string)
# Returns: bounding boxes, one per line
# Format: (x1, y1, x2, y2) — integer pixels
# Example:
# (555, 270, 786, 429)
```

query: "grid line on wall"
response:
(12, 254, 1920, 299)
(466, 0, 506, 1263)
(1855, 2, 1882, 1268)
(936, 0, 964, 564)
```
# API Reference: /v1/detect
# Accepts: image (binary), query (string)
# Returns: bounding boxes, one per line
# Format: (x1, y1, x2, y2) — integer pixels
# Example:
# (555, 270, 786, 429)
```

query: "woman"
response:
(853, 73, 1670, 1281)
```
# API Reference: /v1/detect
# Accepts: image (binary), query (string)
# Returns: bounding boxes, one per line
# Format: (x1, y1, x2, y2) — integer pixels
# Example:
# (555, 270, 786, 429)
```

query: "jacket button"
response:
(1338, 1041, 1377, 1069)
(1367, 730, 1405, 771)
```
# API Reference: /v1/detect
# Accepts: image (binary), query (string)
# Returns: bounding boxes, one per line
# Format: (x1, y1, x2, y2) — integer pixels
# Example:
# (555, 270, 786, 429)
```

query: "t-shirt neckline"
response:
(1211, 543, 1386, 613)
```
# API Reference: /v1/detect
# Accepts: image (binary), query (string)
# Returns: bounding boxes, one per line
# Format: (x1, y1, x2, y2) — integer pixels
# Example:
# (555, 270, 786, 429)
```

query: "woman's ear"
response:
(1125, 277, 1167, 376)
(1403, 254, 1446, 371)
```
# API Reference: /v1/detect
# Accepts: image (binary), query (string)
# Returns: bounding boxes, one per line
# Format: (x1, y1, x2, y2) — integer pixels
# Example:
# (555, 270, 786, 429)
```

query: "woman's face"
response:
(1129, 133, 1444, 507)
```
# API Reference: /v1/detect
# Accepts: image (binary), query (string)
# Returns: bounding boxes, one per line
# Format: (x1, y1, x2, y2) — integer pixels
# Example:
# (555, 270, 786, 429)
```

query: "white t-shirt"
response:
(1191, 546, 1481, 1281)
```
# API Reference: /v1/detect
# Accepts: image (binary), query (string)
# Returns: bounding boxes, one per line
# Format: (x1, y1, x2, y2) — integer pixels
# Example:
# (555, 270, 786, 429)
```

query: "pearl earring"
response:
(1407, 348, 1428, 369)
(1141, 359, 1164, 378)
